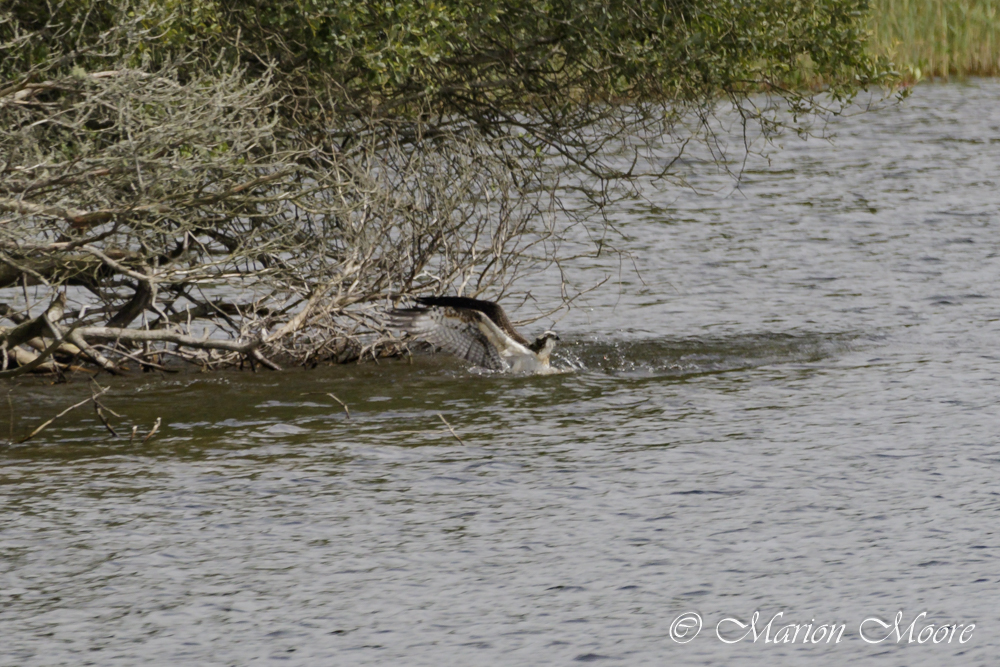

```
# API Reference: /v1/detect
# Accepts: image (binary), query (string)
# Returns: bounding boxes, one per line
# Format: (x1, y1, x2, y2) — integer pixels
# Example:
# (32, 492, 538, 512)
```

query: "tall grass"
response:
(871, 0, 1000, 77)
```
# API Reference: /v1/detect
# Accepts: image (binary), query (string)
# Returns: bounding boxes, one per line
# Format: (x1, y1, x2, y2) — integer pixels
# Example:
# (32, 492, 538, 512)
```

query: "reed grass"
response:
(870, 0, 1000, 78)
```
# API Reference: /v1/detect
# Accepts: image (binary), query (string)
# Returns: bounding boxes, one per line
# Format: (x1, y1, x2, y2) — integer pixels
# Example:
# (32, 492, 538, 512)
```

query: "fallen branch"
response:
(250, 348, 281, 371)
(93, 402, 118, 437)
(0, 293, 65, 350)
(142, 417, 162, 444)
(76, 326, 261, 353)
(327, 393, 350, 419)
(437, 413, 466, 445)
(0, 336, 64, 378)
(14, 385, 111, 444)
(23, 335, 82, 358)
(91, 343, 177, 372)
(0, 296, 72, 377)
(66, 330, 121, 374)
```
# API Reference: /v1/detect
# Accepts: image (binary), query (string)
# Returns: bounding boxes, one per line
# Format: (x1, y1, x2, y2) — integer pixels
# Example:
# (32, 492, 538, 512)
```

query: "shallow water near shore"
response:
(4, 81, 1000, 666)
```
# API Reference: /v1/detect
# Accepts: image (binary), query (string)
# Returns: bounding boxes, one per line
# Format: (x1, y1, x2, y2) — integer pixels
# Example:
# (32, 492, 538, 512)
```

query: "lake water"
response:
(3, 81, 1000, 666)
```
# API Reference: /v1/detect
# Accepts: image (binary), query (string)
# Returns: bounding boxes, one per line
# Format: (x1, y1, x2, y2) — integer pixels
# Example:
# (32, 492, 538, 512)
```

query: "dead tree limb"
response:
(437, 413, 466, 446)
(0, 294, 65, 351)
(327, 393, 350, 419)
(13, 385, 110, 444)
(65, 330, 122, 374)
(0, 336, 64, 378)
(75, 327, 261, 353)
(141, 417, 161, 444)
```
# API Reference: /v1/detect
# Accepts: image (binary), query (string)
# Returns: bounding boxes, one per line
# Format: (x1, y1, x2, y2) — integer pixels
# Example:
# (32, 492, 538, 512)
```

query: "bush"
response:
(0, 0, 891, 374)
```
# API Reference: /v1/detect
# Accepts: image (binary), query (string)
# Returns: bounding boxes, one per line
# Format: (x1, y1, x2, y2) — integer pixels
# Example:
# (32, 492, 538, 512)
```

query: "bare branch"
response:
(75, 326, 260, 353)
(437, 413, 466, 446)
(13, 385, 110, 444)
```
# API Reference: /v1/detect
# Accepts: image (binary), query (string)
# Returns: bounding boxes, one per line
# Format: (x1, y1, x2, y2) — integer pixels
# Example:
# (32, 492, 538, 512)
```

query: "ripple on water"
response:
(4, 81, 1000, 666)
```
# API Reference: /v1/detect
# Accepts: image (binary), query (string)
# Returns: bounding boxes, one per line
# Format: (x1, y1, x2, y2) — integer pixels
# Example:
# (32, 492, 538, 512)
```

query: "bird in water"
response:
(389, 296, 561, 373)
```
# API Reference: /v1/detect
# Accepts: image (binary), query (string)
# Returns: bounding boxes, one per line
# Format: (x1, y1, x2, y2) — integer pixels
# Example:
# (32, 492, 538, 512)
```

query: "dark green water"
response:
(3, 81, 1000, 666)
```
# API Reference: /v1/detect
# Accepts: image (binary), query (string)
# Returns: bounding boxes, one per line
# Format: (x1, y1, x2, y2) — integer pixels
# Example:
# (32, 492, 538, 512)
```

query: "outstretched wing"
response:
(415, 296, 530, 346)
(389, 306, 508, 371)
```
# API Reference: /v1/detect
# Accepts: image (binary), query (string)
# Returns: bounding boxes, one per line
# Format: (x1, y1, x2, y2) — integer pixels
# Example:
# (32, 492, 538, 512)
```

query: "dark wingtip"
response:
(416, 295, 493, 310)
(415, 295, 461, 309)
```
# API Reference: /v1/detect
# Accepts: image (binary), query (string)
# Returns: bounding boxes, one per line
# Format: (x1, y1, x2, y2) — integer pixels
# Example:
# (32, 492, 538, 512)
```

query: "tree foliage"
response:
(0, 0, 891, 374)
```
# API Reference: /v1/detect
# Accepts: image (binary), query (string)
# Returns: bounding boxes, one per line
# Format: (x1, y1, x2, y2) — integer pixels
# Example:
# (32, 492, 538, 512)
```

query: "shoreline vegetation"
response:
(871, 0, 1000, 79)
(2, 0, 995, 386)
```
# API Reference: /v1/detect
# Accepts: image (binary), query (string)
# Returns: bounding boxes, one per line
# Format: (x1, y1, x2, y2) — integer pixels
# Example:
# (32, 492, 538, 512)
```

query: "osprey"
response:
(389, 296, 560, 373)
